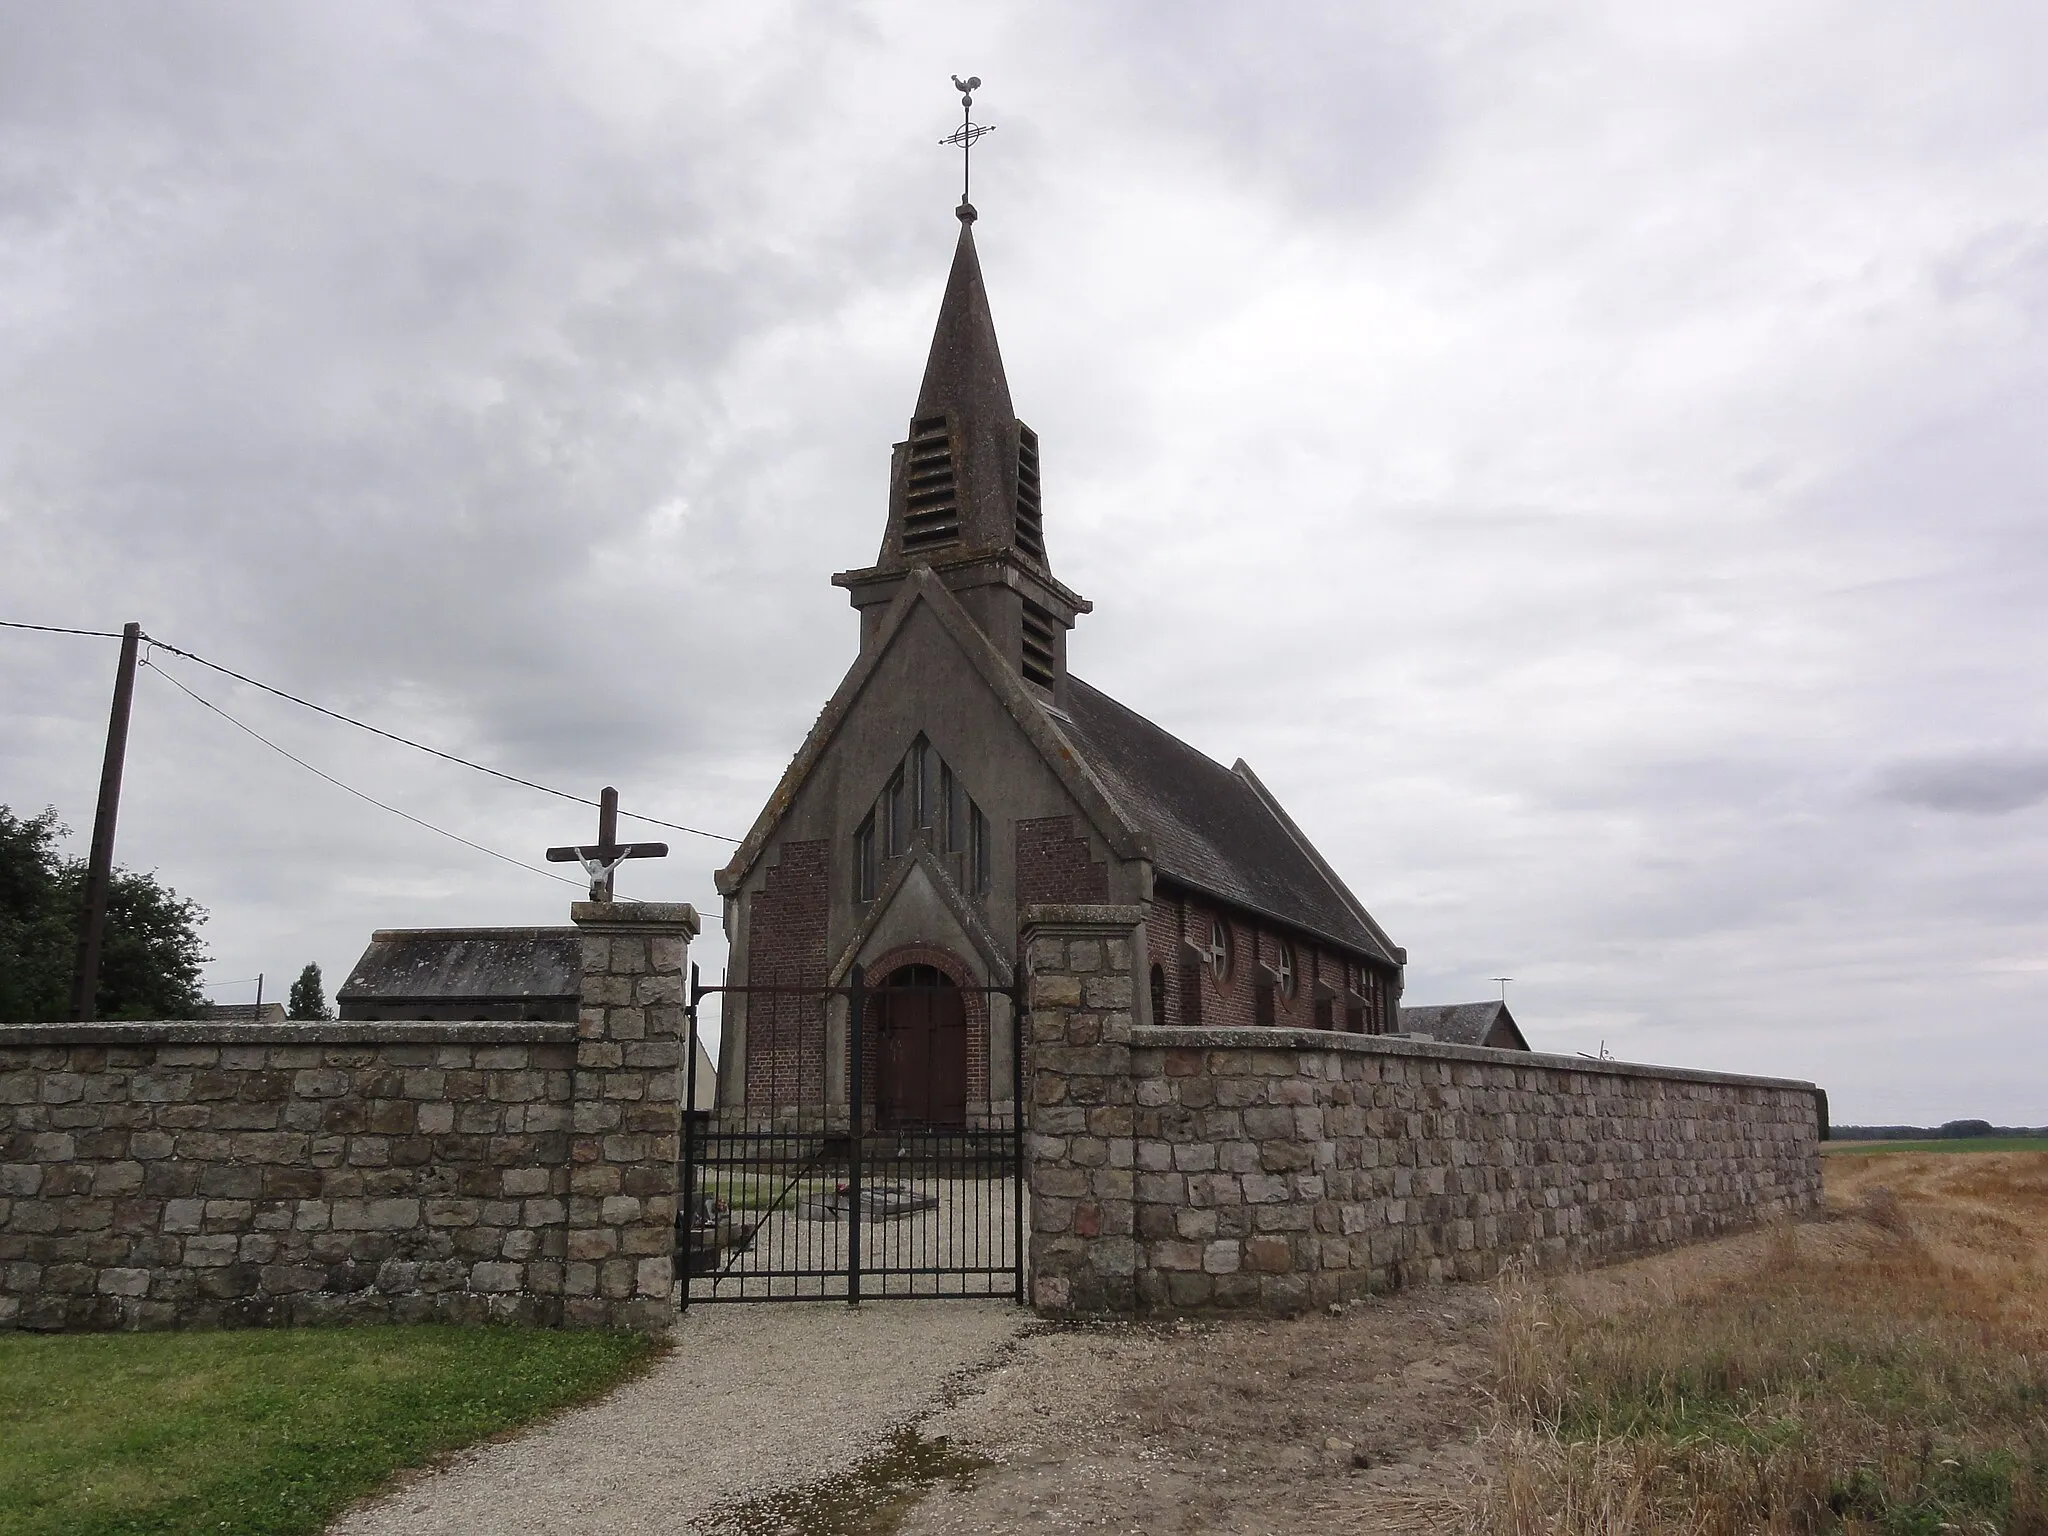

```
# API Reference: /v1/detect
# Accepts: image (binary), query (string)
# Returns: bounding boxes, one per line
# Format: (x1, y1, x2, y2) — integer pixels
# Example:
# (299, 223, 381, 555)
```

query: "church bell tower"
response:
(832, 202, 1091, 705)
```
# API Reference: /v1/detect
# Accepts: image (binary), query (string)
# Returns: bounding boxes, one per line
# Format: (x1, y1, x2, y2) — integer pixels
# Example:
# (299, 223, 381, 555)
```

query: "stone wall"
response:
(0, 901, 695, 1333)
(1023, 905, 1824, 1315)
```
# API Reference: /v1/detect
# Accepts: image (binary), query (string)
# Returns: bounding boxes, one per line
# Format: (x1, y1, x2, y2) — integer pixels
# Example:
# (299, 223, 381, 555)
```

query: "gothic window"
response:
(853, 813, 877, 903)
(1204, 916, 1232, 983)
(970, 803, 991, 899)
(858, 738, 991, 907)
(910, 738, 931, 828)
(885, 767, 909, 857)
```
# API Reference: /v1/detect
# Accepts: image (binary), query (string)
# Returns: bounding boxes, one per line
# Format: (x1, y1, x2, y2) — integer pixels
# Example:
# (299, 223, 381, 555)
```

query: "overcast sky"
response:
(3, 2, 2043, 1123)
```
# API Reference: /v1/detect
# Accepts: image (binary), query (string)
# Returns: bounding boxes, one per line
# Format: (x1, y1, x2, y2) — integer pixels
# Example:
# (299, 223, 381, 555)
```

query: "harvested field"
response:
(887, 1151, 2048, 1534)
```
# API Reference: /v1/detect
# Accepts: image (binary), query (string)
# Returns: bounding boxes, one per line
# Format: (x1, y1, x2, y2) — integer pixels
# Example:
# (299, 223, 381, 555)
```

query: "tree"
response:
(0, 803, 209, 1022)
(288, 962, 331, 1021)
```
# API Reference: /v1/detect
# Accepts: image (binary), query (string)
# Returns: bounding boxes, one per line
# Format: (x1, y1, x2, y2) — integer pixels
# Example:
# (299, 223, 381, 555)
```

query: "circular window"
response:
(1274, 940, 1296, 998)
(1205, 916, 1232, 982)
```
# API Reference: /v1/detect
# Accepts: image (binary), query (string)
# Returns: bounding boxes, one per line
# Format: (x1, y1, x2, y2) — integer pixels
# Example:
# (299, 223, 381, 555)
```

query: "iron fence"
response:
(678, 964, 1025, 1305)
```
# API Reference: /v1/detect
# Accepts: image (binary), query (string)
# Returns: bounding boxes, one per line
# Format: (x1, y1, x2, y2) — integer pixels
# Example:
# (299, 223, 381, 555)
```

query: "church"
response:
(713, 196, 1422, 1134)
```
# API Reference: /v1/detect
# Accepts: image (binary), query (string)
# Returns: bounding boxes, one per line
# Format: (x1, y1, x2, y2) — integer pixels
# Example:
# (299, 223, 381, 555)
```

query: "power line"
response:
(138, 633, 740, 844)
(5, 615, 741, 843)
(145, 660, 590, 893)
(0, 619, 129, 639)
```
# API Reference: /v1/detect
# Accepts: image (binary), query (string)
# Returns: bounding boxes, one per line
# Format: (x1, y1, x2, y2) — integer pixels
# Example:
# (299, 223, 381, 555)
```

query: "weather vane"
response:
(940, 74, 994, 222)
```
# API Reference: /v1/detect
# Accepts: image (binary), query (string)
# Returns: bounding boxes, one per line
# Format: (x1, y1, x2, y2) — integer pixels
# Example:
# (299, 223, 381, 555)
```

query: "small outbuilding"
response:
(1396, 1001, 1530, 1051)
(338, 925, 716, 1107)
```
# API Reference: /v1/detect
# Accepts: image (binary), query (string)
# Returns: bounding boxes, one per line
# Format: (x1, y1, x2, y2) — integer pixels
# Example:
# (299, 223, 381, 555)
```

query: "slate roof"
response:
(1398, 1001, 1529, 1051)
(338, 928, 581, 1008)
(1052, 677, 1400, 965)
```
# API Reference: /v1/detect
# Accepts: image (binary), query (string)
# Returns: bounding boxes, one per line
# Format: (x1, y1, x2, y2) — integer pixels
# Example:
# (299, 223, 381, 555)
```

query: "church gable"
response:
(716, 568, 1143, 907)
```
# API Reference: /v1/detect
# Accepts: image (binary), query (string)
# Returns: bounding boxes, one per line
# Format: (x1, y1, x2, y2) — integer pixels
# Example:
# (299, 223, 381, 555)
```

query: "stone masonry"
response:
(0, 900, 695, 1333)
(1022, 903, 1145, 1314)
(1024, 905, 1824, 1315)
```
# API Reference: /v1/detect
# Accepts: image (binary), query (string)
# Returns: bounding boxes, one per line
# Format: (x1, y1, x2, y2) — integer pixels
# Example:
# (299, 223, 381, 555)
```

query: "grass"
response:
(1463, 1150, 2048, 1534)
(1824, 1136, 2048, 1156)
(0, 1325, 661, 1536)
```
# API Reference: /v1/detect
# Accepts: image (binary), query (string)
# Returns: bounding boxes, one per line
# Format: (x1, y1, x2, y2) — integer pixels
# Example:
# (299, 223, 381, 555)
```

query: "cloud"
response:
(2, 0, 2045, 1123)
(1879, 752, 2048, 816)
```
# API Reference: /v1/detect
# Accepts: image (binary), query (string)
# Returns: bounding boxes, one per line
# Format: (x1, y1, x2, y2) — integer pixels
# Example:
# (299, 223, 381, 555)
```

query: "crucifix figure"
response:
(940, 73, 994, 220)
(546, 786, 668, 902)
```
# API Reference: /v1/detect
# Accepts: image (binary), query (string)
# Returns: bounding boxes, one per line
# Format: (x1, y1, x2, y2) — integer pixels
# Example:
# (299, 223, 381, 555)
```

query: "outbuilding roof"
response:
(1052, 678, 1402, 966)
(1398, 1001, 1530, 1051)
(338, 927, 581, 1007)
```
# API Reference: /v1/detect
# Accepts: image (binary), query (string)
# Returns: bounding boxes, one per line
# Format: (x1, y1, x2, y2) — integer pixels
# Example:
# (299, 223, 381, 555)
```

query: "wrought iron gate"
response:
(678, 964, 1025, 1305)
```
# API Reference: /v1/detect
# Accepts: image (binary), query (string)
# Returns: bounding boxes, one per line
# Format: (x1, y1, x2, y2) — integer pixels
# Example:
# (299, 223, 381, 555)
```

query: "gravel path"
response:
(328, 1301, 1028, 1536)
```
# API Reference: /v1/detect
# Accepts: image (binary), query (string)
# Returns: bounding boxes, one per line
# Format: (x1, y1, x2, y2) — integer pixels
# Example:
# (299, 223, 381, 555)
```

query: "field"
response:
(1825, 1136, 2048, 1156)
(0, 1325, 658, 1536)
(1464, 1150, 2048, 1534)
(896, 1149, 2048, 1535)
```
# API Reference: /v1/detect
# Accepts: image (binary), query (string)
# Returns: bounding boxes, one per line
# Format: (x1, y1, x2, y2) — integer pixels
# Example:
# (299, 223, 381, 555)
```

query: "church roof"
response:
(1398, 1001, 1529, 1051)
(1051, 678, 1402, 965)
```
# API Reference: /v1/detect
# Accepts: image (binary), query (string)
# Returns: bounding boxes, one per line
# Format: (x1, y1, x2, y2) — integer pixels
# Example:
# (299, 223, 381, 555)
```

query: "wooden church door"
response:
(877, 964, 967, 1130)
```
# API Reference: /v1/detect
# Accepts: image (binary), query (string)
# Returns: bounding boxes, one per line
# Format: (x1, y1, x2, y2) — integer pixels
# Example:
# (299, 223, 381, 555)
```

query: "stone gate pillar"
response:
(567, 900, 699, 1329)
(1020, 903, 1145, 1314)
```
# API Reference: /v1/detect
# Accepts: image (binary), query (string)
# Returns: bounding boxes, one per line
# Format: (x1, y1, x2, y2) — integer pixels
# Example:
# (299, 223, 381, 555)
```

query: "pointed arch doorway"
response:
(876, 964, 968, 1131)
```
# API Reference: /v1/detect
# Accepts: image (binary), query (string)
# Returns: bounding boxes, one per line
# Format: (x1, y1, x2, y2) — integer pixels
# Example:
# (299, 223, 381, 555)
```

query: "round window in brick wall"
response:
(1274, 940, 1296, 997)
(1205, 916, 1232, 983)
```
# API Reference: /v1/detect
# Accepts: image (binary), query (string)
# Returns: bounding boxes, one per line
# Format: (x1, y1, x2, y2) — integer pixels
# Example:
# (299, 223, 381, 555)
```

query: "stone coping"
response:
(0, 1019, 579, 1046)
(569, 900, 700, 934)
(1129, 1025, 1820, 1095)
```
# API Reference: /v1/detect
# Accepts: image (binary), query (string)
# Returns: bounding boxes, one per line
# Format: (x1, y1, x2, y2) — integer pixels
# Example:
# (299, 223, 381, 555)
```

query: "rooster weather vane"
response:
(940, 74, 994, 222)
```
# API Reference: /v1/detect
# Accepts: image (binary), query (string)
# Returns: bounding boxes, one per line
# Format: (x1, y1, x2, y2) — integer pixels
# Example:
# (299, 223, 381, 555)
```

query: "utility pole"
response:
(69, 621, 142, 1022)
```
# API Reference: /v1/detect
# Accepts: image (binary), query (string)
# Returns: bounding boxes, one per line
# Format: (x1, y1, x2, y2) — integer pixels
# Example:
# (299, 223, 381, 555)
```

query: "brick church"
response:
(713, 203, 1409, 1130)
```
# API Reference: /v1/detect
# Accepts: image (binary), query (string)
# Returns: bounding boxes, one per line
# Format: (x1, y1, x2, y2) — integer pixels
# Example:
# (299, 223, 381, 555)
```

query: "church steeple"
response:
(879, 212, 1041, 572)
(834, 193, 1090, 703)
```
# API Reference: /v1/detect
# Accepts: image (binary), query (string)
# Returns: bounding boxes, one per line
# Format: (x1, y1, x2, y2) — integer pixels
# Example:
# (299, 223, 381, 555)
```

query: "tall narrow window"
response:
(853, 814, 877, 903)
(1150, 963, 1167, 1025)
(886, 768, 908, 857)
(940, 763, 959, 851)
(970, 803, 991, 900)
(910, 737, 931, 828)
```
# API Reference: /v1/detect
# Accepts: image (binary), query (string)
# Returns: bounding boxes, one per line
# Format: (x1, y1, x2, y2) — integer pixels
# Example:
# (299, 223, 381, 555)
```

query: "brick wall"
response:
(1016, 816, 1108, 908)
(0, 902, 696, 1333)
(743, 840, 830, 1109)
(1025, 905, 1824, 1316)
(1149, 888, 1393, 1034)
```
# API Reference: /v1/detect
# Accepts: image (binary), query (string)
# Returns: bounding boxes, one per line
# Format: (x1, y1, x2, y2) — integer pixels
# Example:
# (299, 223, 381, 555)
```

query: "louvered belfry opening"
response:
(1014, 423, 1044, 562)
(1020, 598, 1058, 691)
(901, 415, 960, 554)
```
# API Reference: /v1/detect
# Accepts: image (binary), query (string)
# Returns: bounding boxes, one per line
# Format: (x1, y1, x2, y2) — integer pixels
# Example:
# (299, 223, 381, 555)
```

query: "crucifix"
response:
(940, 73, 995, 219)
(546, 786, 668, 902)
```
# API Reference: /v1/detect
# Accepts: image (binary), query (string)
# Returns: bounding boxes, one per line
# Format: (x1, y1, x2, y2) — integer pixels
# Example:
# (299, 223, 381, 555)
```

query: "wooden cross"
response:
(546, 786, 668, 902)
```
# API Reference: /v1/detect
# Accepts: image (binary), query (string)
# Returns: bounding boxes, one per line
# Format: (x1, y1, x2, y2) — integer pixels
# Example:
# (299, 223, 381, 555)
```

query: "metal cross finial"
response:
(1492, 977, 1513, 1001)
(940, 74, 994, 222)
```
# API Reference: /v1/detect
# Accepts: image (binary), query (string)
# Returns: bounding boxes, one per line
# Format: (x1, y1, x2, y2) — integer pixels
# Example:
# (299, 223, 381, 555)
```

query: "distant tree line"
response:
(0, 805, 208, 1023)
(1833, 1120, 2046, 1141)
